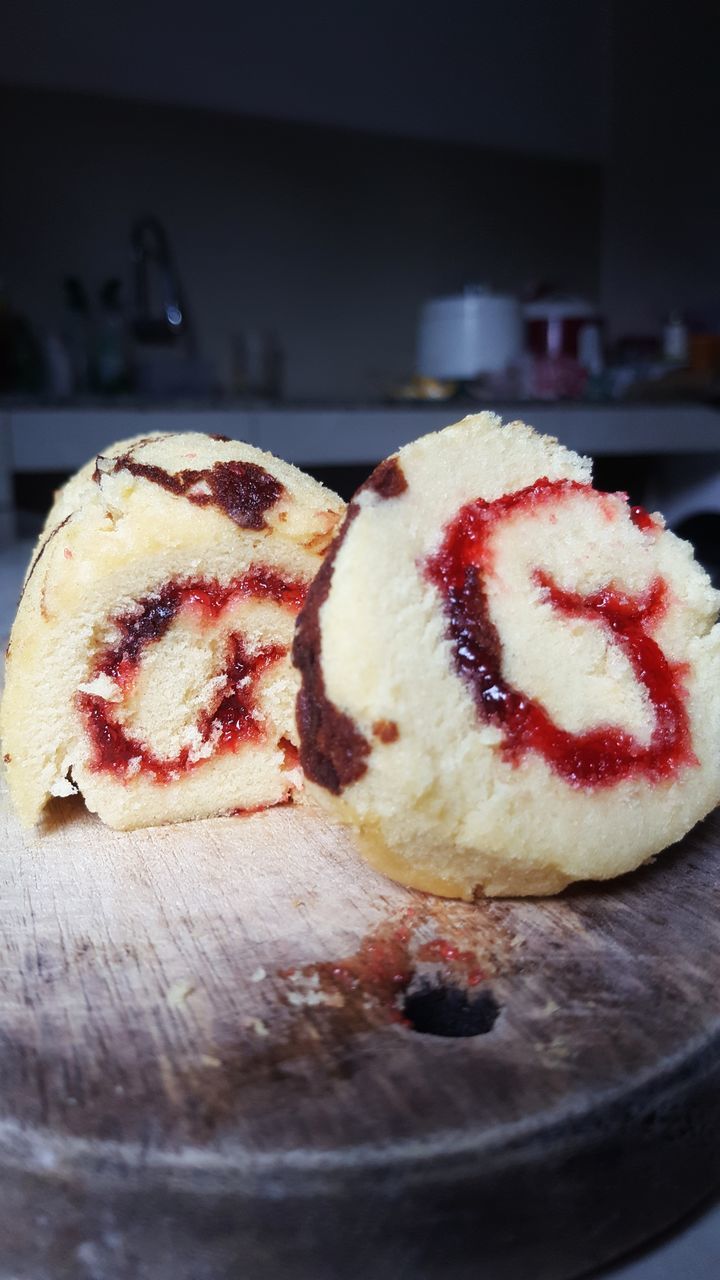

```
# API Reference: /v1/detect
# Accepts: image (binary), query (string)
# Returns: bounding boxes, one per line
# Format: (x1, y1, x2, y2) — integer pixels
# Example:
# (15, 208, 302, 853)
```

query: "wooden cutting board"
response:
(1, 781, 720, 1280)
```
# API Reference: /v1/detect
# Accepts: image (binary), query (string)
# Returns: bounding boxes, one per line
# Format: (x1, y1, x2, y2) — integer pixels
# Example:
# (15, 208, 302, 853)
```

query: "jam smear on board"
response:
(79, 571, 305, 782)
(289, 913, 417, 1023)
(278, 908, 488, 1026)
(426, 477, 695, 788)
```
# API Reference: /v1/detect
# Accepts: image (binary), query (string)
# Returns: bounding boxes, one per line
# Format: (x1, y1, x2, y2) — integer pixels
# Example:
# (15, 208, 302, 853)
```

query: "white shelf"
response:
(3, 403, 720, 471)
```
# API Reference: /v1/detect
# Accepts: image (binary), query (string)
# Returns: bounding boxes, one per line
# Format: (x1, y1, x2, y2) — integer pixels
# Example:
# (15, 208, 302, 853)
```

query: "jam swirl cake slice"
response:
(1, 432, 343, 830)
(293, 413, 720, 898)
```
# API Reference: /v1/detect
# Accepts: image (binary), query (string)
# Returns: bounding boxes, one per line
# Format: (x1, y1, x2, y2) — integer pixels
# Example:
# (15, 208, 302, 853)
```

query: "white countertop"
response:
(3, 403, 720, 470)
(0, 537, 718, 1277)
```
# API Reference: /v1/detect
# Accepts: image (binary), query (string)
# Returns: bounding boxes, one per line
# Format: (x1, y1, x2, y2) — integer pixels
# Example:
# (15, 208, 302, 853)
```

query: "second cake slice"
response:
(1, 431, 344, 829)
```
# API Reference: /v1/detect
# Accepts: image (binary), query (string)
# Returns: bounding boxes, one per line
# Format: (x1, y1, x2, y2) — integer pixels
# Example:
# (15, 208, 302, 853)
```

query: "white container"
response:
(663, 313, 689, 365)
(416, 286, 522, 379)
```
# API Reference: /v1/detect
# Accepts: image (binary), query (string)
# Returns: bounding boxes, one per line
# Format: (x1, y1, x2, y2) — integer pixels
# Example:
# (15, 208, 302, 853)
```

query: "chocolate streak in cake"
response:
(18, 513, 75, 607)
(293, 456, 407, 794)
(293, 506, 369, 793)
(361, 455, 408, 500)
(373, 719, 399, 743)
(95, 445, 284, 530)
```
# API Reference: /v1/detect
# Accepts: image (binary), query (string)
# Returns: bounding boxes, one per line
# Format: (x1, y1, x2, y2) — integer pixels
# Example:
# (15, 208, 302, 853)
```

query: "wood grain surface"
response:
(0, 779, 719, 1280)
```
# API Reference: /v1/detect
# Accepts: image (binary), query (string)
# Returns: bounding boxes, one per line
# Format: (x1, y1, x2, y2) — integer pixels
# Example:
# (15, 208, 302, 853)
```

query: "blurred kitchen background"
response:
(1, 0, 719, 575)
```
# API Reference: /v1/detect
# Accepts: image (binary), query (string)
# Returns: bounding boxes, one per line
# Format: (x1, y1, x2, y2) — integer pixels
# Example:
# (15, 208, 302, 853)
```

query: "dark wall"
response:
(1, 87, 604, 398)
(601, 0, 720, 336)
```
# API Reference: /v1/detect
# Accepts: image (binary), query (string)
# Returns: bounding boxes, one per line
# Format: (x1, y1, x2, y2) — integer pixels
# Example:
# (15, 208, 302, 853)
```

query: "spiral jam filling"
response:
(78, 570, 306, 783)
(426, 478, 696, 788)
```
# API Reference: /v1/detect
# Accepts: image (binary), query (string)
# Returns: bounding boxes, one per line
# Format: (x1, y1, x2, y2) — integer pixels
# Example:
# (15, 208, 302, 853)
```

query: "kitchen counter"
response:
(4, 401, 719, 547)
(3, 402, 720, 471)
(0, 536, 719, 1279)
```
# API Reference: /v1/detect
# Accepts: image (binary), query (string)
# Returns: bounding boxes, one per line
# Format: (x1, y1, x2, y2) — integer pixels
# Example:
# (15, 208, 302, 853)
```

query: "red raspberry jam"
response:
(630, 503, 660, 533)
(79, 570, 305, 783)
(426, 478, 695, 788)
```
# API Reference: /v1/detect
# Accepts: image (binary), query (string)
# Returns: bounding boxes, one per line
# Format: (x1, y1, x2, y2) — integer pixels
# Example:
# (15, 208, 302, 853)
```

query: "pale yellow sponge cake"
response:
(1, 432, 344, 829)
(293, 413, 720, 897)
